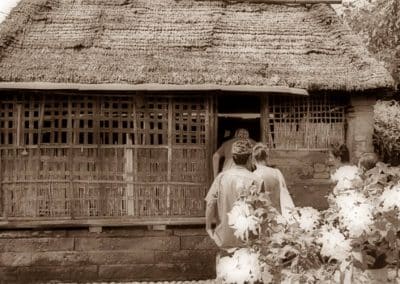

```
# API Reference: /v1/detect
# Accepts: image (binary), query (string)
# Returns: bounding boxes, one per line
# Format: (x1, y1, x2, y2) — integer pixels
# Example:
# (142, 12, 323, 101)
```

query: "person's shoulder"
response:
(224, 167, 254, 178)
(242, 170, 263, 184)
(254, 165, 278, 175)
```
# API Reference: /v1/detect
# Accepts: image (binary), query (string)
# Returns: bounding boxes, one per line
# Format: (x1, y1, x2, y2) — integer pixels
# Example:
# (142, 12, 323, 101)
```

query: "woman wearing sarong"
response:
(251, 143, 295, 220)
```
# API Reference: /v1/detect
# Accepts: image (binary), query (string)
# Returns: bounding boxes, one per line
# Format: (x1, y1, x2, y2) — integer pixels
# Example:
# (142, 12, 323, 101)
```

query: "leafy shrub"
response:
(374, 100, 400, 165)
(223, 162, 400, 283)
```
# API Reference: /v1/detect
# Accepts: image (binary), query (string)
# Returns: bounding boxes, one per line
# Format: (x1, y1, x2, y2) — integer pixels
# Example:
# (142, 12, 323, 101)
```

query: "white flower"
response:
(290, 207, 321, 232)
(331, 165, 359, 182)
(228, 200, 261, 241)
(217, 248, 262, 284)
(317, 225, 352, 262)
(335, 191, 374, 237)
(331, 165, 361, 192)
(379, 184, 400, 213)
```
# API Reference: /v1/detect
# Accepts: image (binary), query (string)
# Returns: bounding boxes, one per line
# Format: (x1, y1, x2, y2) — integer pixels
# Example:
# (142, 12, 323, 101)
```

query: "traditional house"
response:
(0, 0, 394, 282)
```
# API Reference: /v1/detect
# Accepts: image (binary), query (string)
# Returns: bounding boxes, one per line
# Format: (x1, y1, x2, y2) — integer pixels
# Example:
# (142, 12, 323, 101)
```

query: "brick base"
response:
(0, 226, 218, 283)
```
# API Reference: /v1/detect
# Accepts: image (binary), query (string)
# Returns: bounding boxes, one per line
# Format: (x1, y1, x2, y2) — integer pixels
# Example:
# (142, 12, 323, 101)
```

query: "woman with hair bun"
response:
(251, 143, 295, 221)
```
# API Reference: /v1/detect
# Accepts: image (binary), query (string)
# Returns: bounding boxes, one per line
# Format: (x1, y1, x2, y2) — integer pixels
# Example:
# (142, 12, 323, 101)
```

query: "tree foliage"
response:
(342, 0, 400, 88)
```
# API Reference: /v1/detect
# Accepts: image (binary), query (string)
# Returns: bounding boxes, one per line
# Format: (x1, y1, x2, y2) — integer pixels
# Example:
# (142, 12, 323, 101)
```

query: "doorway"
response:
(216, 94, 261, 147)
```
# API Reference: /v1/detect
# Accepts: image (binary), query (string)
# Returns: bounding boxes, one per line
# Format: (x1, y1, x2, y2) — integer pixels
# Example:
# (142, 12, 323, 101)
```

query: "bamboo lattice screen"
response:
(264, 95, 347, 150)
(0, 93, 212, 220)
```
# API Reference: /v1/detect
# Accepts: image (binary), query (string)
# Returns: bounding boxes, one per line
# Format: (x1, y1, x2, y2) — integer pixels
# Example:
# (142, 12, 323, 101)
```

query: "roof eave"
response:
(0, 82, 310, 96)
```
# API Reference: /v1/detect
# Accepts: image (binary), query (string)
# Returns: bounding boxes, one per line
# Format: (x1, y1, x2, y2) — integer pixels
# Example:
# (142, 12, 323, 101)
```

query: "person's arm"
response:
(212, 151, 221, 179)
(276, 169, 295, 220)
(205, 176, 220, 239)
(205, 200, 217, 239)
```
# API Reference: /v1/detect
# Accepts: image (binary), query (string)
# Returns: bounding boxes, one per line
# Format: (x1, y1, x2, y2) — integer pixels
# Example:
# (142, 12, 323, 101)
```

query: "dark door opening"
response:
(217, 95, 261, 147)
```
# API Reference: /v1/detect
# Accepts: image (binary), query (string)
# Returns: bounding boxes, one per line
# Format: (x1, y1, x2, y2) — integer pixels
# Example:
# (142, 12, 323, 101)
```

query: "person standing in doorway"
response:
(212, 128, 256, 178)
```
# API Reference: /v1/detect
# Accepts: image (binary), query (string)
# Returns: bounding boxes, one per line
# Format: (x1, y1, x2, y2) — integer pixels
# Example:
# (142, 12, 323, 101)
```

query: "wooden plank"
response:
(1, 180, 208, 186)
(148, 224, 167, 231)
(0, 82, 310, 96)
(0, 144, 197, 150)
(0, 217, 206, 229)
(89, 226, 102, 233)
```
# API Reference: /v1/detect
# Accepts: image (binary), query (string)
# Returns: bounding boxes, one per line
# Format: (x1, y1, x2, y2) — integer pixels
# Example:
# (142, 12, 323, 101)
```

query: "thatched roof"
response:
(0, 0, 394, 91)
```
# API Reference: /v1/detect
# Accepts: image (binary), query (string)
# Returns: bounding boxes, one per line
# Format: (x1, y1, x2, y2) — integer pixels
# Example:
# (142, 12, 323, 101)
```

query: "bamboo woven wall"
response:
(0, 93, 212, 220)
(264, 95, 347, 150)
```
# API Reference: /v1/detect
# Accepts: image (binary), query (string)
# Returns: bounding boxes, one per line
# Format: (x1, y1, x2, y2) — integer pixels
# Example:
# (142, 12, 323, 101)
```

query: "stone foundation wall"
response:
(269, 150, 333, 210)
(0, 226, 218, 284)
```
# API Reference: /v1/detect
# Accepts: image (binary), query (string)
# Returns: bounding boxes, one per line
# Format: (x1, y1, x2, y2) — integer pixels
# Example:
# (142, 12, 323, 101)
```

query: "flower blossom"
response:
(317, 225, 352, 262)
(290, 207, 321, 232)
(217, 248, 262, 284)
(331, 165, 361, 192)
(335, 191, 374, 237)
(228, 200, 261, 241)
(378, 184, 400, 214)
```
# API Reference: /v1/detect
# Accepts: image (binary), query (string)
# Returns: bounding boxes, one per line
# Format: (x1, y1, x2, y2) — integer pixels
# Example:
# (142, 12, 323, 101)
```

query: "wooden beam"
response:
(0, 82, 309, 96)
(0, 217, 206, 229)
(248, 0, 341, 3)
(89, 226, 103, 233)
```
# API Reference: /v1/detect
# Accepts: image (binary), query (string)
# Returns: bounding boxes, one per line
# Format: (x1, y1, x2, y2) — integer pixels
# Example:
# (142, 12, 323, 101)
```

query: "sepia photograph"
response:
(0, 0, 399, 283)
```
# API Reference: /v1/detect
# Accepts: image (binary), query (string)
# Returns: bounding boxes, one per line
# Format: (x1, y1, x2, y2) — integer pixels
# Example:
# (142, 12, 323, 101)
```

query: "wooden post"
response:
(260, 96, 267, 144)
(206, 95, 214, 186)
(67, 96, 75, 218)
(15, 104, 22, 147)
(0, 147, 3, 220)
(125, 133, 134, 215)
(132, 94, 139, 216)
(167, 98, 173, 215)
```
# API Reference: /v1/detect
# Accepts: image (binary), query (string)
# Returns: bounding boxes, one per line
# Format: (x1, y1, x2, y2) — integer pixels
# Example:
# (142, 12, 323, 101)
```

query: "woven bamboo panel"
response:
(266, 95, 347, 150)
(171, 148, 207, 183)
(0, 93, 211, 220)
(170, 184, 208, 217)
